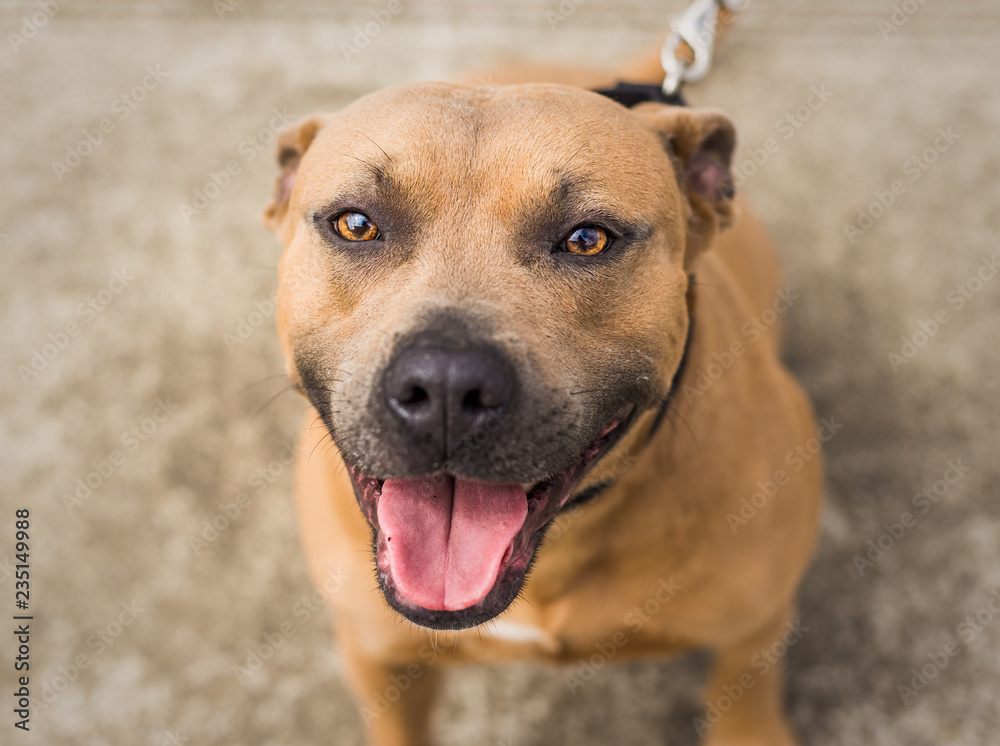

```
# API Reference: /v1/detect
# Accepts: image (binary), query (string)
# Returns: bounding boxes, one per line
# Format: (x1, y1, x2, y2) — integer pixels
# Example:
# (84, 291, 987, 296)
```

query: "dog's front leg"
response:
(337, 632, 442, 746)
(699, 605, 801, 746)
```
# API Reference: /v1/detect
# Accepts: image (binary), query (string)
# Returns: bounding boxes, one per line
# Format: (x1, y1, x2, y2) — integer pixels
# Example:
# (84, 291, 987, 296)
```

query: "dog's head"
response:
(265, 82, 735, 629)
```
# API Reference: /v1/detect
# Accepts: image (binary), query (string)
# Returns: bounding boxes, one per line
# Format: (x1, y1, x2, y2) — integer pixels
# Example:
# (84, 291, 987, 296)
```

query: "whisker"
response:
(342, 152, 384, 175)
(334, 457, 349, 479)
(297, 385, 342, 396)
(307, 433, 327, 464)
(300, 376, 349, 386)
(236, 373, 292, 395)
(249, 385, 297, 421)
(668, 400, 698, 446)
(663, 407, 682, 440)
(359, 132, 392, 163)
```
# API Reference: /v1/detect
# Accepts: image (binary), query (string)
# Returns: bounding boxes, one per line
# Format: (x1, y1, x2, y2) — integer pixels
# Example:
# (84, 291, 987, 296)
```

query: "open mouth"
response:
(344, 404, 636, 630)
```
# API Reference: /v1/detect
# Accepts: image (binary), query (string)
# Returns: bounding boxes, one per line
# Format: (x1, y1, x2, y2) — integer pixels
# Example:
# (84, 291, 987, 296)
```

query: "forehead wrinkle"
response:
(315, 143, 415, 212)
(358, 131, 394, 166)
(546, 170, 586, 206)
(515, 167, 639, 227)
(475, 124, 630, 222)
(341, 150, 392, 188)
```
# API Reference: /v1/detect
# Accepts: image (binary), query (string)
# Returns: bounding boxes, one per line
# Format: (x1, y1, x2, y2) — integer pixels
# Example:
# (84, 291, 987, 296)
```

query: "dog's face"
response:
(266, 82, 735, 629)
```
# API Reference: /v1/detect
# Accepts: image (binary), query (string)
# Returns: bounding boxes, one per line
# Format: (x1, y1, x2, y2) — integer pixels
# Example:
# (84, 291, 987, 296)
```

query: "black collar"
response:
(592, 81, 687, 108)
(565, 305, 695, 509)
(642, 312, 693, 447)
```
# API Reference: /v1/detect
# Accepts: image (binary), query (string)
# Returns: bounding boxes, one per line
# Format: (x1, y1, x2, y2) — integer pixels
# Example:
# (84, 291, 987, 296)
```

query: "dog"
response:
(262, 27, 822, 746)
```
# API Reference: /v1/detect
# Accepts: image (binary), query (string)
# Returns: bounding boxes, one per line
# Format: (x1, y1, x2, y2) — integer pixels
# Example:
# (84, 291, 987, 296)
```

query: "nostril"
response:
(400, 385, 429, 407)
(462, 389, 484, 412)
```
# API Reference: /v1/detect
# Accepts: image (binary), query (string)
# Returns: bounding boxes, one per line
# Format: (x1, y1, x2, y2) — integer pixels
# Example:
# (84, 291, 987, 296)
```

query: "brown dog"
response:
(263, 41, 822, 746)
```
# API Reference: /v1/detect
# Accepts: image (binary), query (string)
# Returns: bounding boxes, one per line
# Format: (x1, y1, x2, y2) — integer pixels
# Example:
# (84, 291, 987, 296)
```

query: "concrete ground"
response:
(2, 0, 999, 744)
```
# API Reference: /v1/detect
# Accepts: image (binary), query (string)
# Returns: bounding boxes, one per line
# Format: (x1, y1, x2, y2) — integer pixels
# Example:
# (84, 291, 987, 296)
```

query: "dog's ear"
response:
(632, 104, 737, 269)
(262, 115, 330, 231)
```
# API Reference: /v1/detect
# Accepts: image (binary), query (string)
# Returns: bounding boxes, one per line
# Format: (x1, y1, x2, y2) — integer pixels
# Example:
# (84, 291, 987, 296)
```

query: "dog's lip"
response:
(523, 408, 632, 509)
(343, 403, 637, 629)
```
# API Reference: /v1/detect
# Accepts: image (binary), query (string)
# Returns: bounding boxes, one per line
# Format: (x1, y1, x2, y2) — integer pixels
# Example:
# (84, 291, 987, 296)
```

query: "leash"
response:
(660, 0, 747, 100)
(593, 0, 747, 109)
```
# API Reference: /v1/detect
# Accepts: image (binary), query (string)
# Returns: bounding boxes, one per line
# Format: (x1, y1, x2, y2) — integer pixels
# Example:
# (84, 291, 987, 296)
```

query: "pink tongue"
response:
(377, 475, 527, 611)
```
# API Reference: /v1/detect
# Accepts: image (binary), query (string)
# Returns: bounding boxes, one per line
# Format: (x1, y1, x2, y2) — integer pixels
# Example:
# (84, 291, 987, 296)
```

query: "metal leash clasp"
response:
(661, 0, 747, 98)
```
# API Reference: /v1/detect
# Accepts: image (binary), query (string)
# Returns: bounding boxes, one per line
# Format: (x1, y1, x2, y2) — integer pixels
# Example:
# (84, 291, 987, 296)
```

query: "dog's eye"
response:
(332, 211, 379, 241)
(563, 225, 610, 256)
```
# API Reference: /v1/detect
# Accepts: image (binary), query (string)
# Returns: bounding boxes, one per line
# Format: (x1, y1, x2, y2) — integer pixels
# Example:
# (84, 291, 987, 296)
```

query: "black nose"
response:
(383, 343, 514, 455)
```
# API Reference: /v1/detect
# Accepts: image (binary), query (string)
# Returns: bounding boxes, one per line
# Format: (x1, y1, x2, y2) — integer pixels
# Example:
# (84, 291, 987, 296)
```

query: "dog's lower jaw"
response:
(343, 404, 637, 630)
(376, 536, 537, 630)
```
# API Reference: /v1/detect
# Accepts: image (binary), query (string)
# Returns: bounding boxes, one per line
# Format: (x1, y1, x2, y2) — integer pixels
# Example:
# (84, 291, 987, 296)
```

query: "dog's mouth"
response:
(344, 404, 636, 630)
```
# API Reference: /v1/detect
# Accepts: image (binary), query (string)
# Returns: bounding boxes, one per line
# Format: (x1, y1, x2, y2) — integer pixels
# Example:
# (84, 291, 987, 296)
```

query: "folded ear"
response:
(632, 104, 737, 270)
(262, 115, 331, 231)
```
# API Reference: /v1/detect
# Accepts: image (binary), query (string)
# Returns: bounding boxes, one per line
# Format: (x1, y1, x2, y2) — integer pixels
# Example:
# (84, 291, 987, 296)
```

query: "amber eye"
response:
(563, 225, 610, 256)
(333, 211, 379, 241)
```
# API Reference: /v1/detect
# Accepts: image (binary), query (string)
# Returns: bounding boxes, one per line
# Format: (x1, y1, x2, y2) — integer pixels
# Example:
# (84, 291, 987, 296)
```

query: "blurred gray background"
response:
(2, 0, 998, 744)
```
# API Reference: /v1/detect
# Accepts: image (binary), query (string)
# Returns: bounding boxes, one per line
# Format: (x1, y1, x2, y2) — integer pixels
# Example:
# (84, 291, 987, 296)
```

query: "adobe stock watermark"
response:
(189, 440, 295, 555)
(340, 0, 404, 62)
(725, 416, 843, 534)
(214, 0, 242, 20)
(564, 577, 682, 693)
(29, 600, 145, 713)
(62, 398, 180, 513)
(843, 126, 960, 244)
(732, 84, 834, 187)
(682, 287, 799, 403)
(233, 568, 348, 684)
(8, 0, 70, 53)
(887, 252, 999, 372)
(0, 558, 14, 585)
(156, 732, 189, 746)
(178, 107, 296, 221)
(878, 0, 931, 40)
(546, 0, 588, 28)
(897, 586, 1000, 704)
(51, 66, 169, 181)
(16, 267, 134, 386)
(224, 291, 277, 352)
(693, 618, 808, 737)
(359, 633, 457, 725)
(853, 458, 970, 576)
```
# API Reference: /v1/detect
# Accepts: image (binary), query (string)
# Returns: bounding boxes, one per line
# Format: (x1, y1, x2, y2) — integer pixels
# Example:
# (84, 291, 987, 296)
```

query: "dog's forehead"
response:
(300, 82, 672, 203)
(332, 81, 652, 148)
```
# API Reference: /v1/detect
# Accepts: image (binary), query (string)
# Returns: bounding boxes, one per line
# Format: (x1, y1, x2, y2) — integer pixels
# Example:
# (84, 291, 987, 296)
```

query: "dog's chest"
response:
(486, 620, 561, 651)
(454, 602, 644, 662)
(453, 614, 567, 661)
